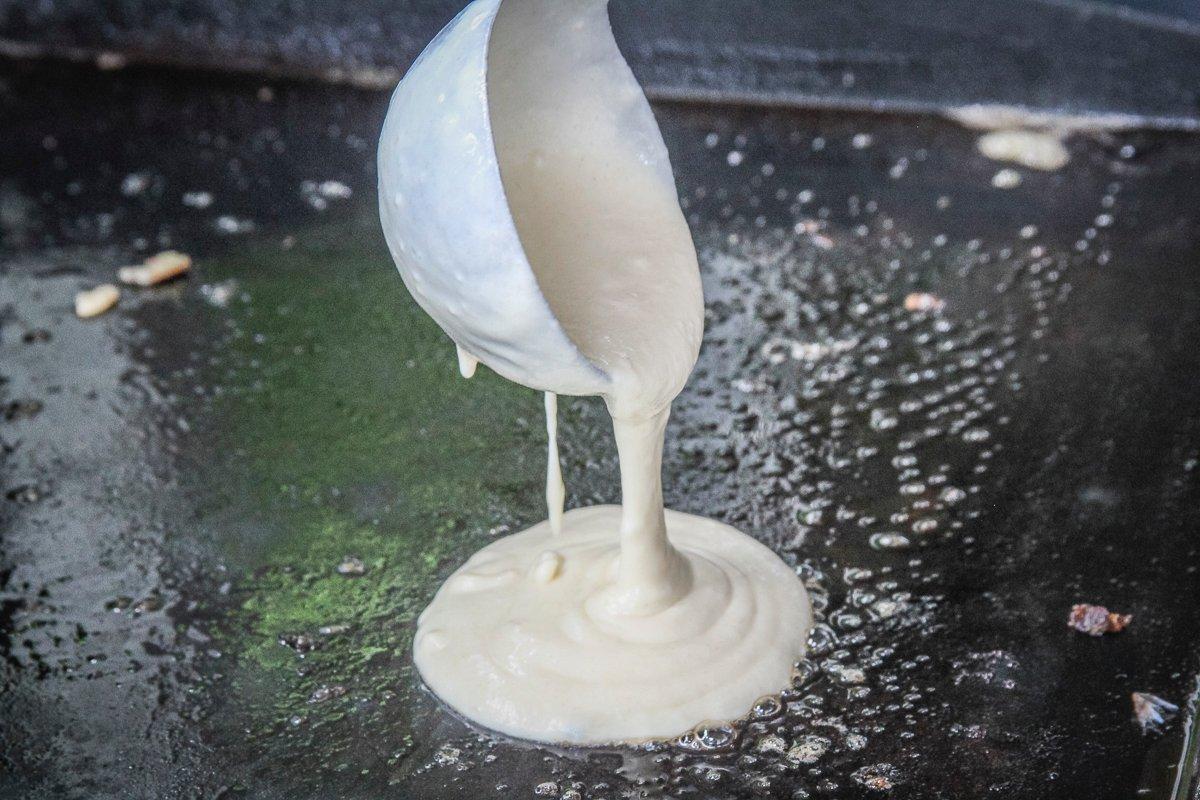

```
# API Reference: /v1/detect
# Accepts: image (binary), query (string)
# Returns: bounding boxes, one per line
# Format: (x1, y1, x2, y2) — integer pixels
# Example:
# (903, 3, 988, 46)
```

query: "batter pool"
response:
(383, 0, 813, 744)
(415, 507, 811, 743)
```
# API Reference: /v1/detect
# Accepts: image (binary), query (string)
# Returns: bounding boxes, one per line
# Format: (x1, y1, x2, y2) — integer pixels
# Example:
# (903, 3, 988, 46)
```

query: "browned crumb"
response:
(118, 250, 192, 287)
(1068, 603, 1132, 636)
(74, 284, 119, 318)
(903, 292, 945, 313)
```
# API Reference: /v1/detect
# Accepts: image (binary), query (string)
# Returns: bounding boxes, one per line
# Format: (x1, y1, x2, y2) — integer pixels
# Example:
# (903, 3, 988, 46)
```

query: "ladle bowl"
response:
(377, 0, 703, 411)
(377, 0, 611, 396)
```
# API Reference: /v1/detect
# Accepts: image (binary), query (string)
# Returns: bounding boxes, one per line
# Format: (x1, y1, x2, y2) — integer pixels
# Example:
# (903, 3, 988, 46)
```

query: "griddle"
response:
(2, 8, 1200, 799)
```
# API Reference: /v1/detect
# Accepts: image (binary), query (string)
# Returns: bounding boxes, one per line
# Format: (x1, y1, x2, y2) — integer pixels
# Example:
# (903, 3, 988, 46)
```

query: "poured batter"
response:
(404, 0, 812, 744)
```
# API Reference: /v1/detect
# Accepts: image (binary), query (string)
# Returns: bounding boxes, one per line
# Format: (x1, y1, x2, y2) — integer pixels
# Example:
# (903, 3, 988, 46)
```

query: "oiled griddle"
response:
(1, 56, 1200, 799)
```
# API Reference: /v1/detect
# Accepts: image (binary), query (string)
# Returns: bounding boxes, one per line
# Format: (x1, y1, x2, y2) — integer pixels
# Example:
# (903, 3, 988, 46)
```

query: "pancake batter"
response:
(386, 0, 812, 744)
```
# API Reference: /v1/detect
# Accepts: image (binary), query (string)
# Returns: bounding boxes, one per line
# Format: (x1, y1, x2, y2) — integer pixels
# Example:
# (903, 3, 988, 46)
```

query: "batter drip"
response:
(405, 0, 813, 744)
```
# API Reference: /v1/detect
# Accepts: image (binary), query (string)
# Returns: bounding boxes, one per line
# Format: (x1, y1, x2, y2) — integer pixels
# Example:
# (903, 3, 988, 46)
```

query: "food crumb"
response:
(852, 763, 900, 792)
(307, 684, 347, 704)
(75, 284, 119, 318)
(118, 250, 192, 287)
(21, 328, 51, 343)
(903, 292, 945, 313)
(992, 168, 1022, 189)
(3, 399, 43, 422)
(1132, 692, 1178, 732)
(337, 556, 366, 576)
(279, 633, 317, 654)
(318, 623, 350, 636)
(1068, 603, 1131, 636)
(6, 485, 42, 504)
(977, 129, 1070, 171)
(95, 51, 127, 71)
(182, 190, 213, 209)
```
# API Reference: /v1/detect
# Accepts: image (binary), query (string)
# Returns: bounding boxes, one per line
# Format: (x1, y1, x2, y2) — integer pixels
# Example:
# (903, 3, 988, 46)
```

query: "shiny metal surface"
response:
(1, 56, 1199, 799)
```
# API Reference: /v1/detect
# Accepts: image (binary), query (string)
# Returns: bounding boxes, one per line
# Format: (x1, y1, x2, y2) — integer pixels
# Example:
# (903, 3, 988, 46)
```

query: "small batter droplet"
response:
(456, 344, 478, 379)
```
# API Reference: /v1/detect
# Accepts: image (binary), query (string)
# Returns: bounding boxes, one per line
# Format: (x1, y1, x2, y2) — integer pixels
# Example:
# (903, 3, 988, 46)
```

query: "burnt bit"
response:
(3, 399, 44, 422)
(131, 594, 164, 614)
(279, 633, 319, 655)
(1068, 603, 1132, 636)
(21, 329, 51, 344)
(5, 484, 43, 504)
(308, 684, 347, 704)
(105, 596, 133, 612)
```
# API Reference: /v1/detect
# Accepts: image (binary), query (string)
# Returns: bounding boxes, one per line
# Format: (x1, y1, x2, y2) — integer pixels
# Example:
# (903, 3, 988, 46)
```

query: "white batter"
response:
(411, 0, 812, 744)
(544, 392, 564, 536)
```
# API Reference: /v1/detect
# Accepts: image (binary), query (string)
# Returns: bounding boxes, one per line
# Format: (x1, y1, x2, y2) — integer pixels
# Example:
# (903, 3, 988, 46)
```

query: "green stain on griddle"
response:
(188, 214, 547, 773)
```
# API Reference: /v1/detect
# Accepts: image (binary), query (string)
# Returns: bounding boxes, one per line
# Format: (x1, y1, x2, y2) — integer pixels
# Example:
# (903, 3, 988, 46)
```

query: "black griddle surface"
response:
(1, 59, 1199, 799)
